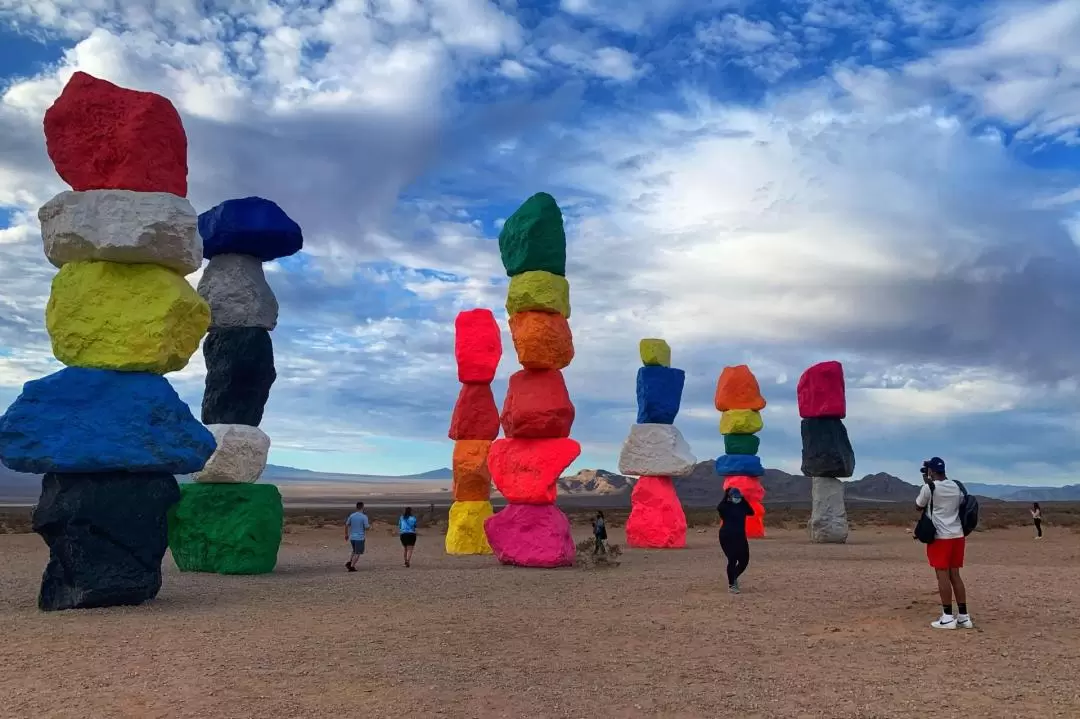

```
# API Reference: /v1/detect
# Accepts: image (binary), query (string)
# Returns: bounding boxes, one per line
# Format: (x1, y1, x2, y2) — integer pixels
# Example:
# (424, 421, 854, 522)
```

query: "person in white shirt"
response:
(915, 457, 973, 630)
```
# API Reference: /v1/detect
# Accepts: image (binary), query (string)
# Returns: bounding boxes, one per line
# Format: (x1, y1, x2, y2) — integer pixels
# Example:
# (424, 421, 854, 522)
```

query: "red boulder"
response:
(43, 72, 188, 196)
(626, 476, 687, 549)
(722, 476, 766, 538)
(448, 384, 499, 441)
(797, 360, 846, 418)
(487, 437, 580, 504)
(455, 309, 502, 384)
(500, 369, 574, 438)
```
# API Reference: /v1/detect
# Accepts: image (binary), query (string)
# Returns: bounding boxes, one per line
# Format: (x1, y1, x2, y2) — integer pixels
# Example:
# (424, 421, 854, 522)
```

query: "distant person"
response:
(1032, 502, 1043, 539)
(399, 507, 418, 567)
(345, 501, 371, 572)
(717, 487, 754, 593)
(915, 457, 974, 629)
(592, 511, 608, 555)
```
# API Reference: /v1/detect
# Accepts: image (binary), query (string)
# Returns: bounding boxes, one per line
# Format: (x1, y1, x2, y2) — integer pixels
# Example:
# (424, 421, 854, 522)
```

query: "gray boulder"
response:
(809, 476, 849, 543)
(197, 254, 279, 329)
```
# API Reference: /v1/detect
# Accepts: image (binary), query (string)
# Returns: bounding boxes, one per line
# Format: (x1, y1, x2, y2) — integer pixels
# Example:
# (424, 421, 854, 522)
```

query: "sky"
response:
(1, 0, 1079, 485)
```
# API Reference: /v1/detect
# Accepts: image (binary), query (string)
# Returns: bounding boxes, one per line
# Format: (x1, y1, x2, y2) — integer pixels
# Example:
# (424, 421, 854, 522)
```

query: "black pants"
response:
(1035, 518, 1043, 537)
(719, 534, 750, 586)
(593, 536, 606, 554)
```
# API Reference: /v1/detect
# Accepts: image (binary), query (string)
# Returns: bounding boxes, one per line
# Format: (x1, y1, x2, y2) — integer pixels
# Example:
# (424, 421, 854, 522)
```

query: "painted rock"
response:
(198, 197, 303, 261)
(167, 483, 284, 574)
(719, 409, 763, 435)
(445, 500, 494, 555)
(800, 417, 855, 478)
(452, 440, 493, 501)
(636, 365, 685, 424)
(487, 437, 581, 504)
(43, 72, 188, 196)
(484, 504, 575, 568)
(46, 261, 210, 373)
(714, 364, 766, 411)
(448, 384, 500, 441)
(498, 192, 567, 277)
(714, 453, 764, 477)
(0, 367, 215, 474)
(202, 327, 277, 426)
(797, 360, 846, 419)
(500, 369, 574, 438)
(618, 423, 696, 477)
(625, 475, 687, 549)
(197, 254, 279, 330)
(723, 475, 766, 503)
(745, 499, 766, 539)
(505, 270, 570, 318)
(455, 309, 502, 384)
(508, 311, 574, 370)
(810, 476, 849, 544)
(724, 433, 760, 455)
(38, 190, 201, 275)
(193, 424, 271, 484)
(639, 338, 671, 367)
(33, 471, 180, 611)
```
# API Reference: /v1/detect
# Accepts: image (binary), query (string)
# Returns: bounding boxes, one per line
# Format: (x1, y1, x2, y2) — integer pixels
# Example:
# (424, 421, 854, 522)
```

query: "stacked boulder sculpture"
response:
(166, 197, 301, 573)
(620, 339, 694, 548)
(713, 365, 767, 538)
(0, 72, 215, 610)
(446, 309, 501, 555)
(483, 192, 578, 568)
(800, 361, 855, 543)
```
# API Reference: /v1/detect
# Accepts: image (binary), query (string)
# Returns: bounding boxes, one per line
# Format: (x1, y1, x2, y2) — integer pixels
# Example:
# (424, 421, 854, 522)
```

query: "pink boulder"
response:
(488, 437, 580, 504)
(626, 476, 686, 549)
(455, 309, 502, 384)
(797, 360, 846, 418)
(44, 72, 188, 196)
(484, 504, 575, 568)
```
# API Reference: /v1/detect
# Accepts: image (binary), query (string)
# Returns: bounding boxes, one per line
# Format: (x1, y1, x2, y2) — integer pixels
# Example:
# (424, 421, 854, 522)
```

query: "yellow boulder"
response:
(445, 500, 494, 555)
(719, 409, 763, 435)
(639, 338, 671, 367)
(506, 270, 570, 318)
(46, 261, 210, 374)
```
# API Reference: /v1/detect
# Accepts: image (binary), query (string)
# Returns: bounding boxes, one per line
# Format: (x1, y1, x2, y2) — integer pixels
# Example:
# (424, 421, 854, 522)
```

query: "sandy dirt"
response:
(2, 525, 1078, 718)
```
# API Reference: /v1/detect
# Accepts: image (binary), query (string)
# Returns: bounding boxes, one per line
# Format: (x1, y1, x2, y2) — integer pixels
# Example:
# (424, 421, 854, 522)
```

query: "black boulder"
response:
(202, 327, 276, 426)
(800, 418, 855, 478)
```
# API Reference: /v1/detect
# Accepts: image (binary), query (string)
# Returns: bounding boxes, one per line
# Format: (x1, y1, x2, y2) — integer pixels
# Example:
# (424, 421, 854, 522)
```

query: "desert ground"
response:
(2, 521, 1079, 719)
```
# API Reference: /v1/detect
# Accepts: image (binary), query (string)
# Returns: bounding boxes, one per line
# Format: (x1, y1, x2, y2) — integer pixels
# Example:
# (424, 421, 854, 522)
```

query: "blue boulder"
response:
(0, 368, 216, 474)
(714, 454, 764, 477)
(198, 196, 303, 262)
(636, 366, 685, 424)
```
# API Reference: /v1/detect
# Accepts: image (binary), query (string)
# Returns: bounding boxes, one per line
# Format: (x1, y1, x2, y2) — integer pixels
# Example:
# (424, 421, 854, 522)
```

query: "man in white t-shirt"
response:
(915, 457, 973, 630)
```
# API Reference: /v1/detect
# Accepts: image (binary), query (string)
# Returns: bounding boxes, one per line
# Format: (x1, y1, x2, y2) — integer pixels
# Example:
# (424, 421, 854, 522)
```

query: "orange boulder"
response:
(508, 311, 574, 370)
(452, 440, 492, 501)
(714, 364, 766, 411)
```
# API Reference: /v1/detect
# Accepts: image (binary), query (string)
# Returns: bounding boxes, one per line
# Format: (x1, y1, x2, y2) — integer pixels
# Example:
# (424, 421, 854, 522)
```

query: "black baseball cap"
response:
(925, 457, 946, 473)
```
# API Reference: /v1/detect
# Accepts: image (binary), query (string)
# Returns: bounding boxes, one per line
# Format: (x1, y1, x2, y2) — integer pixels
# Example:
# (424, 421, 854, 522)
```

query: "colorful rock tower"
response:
(483, 193, 578, 568)
(713, 366, 767, 538)
(446, 309, 501, 555)
(799, 361, 855, 543)
(166, 197, 302, 573)
(620, 339, 694, 548)
(0, 72, 215, 610)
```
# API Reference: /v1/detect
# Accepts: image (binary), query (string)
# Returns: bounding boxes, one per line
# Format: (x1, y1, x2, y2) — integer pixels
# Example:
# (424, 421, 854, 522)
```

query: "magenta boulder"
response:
(484, 504, 575, 568)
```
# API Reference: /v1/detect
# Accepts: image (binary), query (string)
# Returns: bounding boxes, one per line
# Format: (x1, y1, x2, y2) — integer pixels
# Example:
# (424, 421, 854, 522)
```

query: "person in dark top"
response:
(717, 487, 755, 593)
(1031, 502, 1043, 539)
(592, 511, 608, 555)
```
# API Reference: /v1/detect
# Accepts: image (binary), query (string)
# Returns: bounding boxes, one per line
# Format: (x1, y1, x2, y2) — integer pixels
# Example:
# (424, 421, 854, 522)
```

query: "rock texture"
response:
(636, 365, 685, 424)
(723, 476, 766, 539)
(167, 483, 284, 574)
(43, 72, 188, 196)
(508, 311, 574, 370)
(198, 197, 303, 261)
(484, 504, 576, 568)
(714, 453, 764, 477)
(0, 367, 215, 474)
(798, 361, 846, 418)
(723, 433, 760, 455)
(618, 423, 697, 477)
(488, 438, 581, 504)
(800, 418, 855, 478)
(193, 424, 271, 484)
(714, 364, 767, 411)
(719, 409, 764, 435)
(639, 338, 671, 367)
(497, 192, 567, 277)
(809, 476, 850, 543)
(197, 254, 279, 329)
(445, 500, 494, 555)
(38, 190, 201, 274)
(448, 384, 500, 441)
(33, 471, 180, 611)
(201, 327, 276, 426)
(500, 369, 574, 438)
(625, 476, 687, 549)
(505, 271, 570, 317)
(47, 261, 210, 373)
(454, 309, 502, 384)
(452, 440, 493, 501)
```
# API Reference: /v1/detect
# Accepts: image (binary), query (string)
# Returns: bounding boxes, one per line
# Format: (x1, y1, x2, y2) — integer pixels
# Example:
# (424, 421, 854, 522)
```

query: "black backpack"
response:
(915, 480, 979, 544)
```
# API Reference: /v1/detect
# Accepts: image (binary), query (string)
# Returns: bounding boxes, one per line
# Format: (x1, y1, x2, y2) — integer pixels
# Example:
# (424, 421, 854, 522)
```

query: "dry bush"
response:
(574, 538, 622, 569)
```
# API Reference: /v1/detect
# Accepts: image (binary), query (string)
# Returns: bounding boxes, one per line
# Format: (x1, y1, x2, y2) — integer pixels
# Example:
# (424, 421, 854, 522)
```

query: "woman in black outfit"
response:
(1032, 502, 1043, 539)
(717, 487, 754, 593)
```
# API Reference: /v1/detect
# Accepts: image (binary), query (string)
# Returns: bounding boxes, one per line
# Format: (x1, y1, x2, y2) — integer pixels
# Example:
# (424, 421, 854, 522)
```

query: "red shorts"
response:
(927, 537, 965, 570)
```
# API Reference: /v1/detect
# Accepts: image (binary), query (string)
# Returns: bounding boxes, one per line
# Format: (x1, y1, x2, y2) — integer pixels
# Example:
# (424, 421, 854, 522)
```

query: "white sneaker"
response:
(956, 615, 974, 629)
(931, 614, 958, 630)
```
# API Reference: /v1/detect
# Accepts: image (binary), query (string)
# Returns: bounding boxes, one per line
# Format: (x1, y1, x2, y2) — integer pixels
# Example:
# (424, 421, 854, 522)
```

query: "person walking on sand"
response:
(399, 507, 418, 567)
(592, 511, 608, 555)
(916, 457, 974, 630)
(717, 487, 754, 593)
(345, 501, 371, 572)
(1032, 502, 1043, 539)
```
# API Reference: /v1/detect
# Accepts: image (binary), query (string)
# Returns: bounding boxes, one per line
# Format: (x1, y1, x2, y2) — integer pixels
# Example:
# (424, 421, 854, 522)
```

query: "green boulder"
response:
(498, 192, 566, 277)
(168, 483, 283, 574)
(723, 433, 760, 455)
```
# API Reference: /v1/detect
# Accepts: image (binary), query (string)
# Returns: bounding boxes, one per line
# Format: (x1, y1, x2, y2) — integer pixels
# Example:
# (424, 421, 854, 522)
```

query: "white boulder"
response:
(198, 254, 279, 329)
(809, 476, 849, 543)
(618, 423, 697, 477)
(193, 424, 271, 484)
(38, 190, 202, 275)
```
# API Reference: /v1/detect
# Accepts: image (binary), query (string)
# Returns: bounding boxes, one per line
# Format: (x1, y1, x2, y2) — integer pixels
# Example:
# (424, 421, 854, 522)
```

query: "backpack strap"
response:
(953, 479, 968, 497)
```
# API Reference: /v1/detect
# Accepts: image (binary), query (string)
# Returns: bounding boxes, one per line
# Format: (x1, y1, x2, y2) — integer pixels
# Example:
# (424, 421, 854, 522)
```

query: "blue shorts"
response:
(350, 539, 366, 554)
